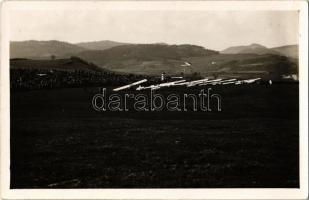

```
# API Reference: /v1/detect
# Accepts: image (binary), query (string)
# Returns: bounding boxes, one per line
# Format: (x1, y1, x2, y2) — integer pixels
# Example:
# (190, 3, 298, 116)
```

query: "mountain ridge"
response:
(221, 43, 277, 55)
(270, 45, 298, 59)
(10, 40, 86, 59)
(9, 40, 298, 79)
(75, 40, 130, 51)
(221, 43, 298, 58)
(76, 43, 219, 67)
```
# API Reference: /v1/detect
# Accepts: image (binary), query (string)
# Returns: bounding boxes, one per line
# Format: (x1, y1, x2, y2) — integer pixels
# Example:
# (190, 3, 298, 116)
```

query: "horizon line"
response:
(10, 39, 299, 51)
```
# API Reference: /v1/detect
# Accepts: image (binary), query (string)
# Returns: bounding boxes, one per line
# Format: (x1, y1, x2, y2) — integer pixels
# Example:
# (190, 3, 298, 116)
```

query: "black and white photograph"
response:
(0, 1, 308, 199)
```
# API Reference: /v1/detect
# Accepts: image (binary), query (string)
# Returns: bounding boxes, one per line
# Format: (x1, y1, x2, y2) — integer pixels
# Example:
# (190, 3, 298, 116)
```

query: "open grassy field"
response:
(10, 83, 299, 188)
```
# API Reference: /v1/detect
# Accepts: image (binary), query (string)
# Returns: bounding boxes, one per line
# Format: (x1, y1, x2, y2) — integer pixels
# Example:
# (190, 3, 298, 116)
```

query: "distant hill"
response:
(270, 45, 298, 59)
(76, 43, 297, 78)
(77, 43, 218, 65)
(76, 40, 129, 51)
(221, 43, 299, 59)
(185, 53, 298, 79)
(221, 43, 279, 55)
(10, 40, 298, 80)
(10, 40, 86, 59)
(10, 56, 103, 72)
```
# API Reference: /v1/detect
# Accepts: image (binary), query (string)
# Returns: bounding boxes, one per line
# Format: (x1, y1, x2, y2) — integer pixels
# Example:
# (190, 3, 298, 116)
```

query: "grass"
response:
(10, 83, 299, 188)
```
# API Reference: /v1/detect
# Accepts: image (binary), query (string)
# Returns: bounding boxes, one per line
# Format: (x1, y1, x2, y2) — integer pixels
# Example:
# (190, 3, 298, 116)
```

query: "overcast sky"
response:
(10, 9, 298, 51)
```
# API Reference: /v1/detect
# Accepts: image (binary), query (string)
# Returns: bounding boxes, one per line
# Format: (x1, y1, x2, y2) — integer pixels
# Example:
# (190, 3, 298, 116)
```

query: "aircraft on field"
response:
(113, 77, 262, 91)
(159, 80, 186, 87)
(113, 79, 148, 91)
(243, 78, 261, 83)
(136, 80, 186, 91)
(181, 62, 192, 67)
(186, 78, 209, 87)
(198, 79, 222, 86)
(136, 85, 160, 90)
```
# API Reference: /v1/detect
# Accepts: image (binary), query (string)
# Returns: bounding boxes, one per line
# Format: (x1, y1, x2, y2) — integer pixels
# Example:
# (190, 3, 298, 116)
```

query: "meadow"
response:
(10, 83, 299, 188)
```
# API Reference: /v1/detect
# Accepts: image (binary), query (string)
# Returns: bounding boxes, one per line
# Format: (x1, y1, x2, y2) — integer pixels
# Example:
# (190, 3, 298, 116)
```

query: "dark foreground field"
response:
(10, 83, 299, 188)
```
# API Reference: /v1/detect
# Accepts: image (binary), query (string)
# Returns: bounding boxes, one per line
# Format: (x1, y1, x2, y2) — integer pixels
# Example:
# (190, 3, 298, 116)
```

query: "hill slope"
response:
(10, 41, 298, 80)
(185, 53, 298, 78)
(76, 40, 129, 51)
(77, 43, 218, 64)
(10, 57, 103, 72)
(76, 43, 297, 78)
(10, 40, 86, 59)
(221, 43, 279, 55)
(270, 45, 298, 59)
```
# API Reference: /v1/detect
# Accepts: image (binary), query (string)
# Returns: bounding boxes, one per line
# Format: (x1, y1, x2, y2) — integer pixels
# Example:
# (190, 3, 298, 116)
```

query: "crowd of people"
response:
(10, 69, 155, 91)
